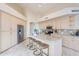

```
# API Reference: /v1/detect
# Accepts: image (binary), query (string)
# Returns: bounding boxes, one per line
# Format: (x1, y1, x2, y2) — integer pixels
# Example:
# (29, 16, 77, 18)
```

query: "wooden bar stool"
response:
(33, 41, 42, 56)
(40, 43, 49, 56)
(27, 37, 36, 50)
(33, 41, 49, 56)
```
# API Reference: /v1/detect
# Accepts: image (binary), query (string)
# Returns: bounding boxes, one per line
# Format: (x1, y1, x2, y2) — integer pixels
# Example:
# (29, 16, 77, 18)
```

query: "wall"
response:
(0, 11, 26, 52)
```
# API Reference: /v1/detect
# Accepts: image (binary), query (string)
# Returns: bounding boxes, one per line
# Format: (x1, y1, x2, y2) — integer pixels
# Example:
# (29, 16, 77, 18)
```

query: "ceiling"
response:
(19, 3, 79, 21)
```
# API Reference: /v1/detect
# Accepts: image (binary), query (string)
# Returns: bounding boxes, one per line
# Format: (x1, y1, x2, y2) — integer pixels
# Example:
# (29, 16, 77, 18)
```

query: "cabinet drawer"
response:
(63, 38, 79, 51)
(63, 47, 79, 56)
(0, 32, 11, 51)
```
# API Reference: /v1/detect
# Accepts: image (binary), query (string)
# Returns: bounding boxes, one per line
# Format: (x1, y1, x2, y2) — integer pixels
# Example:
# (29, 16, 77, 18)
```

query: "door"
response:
(17, 25, 24, 44)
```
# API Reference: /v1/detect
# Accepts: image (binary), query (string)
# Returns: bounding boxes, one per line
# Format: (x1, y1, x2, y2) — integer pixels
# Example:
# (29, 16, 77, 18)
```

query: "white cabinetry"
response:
(72, 15, 79, 29)
(0, 12, 12, 52)
(0, 12, 25, 52)
(63, 47, 79, 56)
(60, 18, 70, 29)
(11, 20, 17, 46)
(52, 15, 79, 29)
(52, 16, 70, 29)
(63, 37, 79, 51)
(62, 36, 79, 56)
(0, 32, 11, 51)
(63, 15, 79, 29)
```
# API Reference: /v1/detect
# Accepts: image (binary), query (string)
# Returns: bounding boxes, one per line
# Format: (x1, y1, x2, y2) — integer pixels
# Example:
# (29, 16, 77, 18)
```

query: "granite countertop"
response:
(36, 33, 62, 41)
(28, 33, 62, 44)
(35, 33, 79, 41)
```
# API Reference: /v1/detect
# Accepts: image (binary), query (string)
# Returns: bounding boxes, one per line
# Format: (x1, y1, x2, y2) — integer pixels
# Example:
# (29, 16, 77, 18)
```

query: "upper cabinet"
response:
(38, 15, 79, 30)
(68, 15, 79, 29)
(60, 16, 70, 29)
(52, 16, 70, 29)
(52, 15, 79, 29)
(72, 15, 79, 29)
(0, 12, 26, 52)
(1, 13, 12, 31)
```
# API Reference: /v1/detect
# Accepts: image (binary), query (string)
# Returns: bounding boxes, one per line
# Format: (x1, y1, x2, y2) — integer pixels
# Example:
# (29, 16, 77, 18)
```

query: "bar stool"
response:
(33, 41, 49, 56)
(40, 43, 49, 56)
(27, 37, 36, 50)
(33, 41, 42, 56)
(27, 37, 49, 56)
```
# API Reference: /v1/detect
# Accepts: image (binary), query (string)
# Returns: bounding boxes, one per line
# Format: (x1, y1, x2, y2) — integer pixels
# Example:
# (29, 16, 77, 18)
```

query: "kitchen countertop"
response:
(27, 34, 62, 44)
(27, 34, 62, 56)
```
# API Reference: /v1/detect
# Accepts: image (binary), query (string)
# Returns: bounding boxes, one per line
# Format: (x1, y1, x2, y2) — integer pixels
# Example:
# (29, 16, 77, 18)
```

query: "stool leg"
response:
(33, 49, 41, 56)
(41, 46, 49, 56)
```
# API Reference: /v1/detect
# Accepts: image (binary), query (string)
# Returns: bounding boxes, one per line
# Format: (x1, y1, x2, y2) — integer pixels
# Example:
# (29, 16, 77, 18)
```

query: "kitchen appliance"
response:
(45, 26, 53, 35)
(17, 25, 24, 44)
(75, 30, 79, 36)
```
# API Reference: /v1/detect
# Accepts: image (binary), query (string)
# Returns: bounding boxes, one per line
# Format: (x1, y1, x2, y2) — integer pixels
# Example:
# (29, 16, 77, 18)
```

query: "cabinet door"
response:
(73, 15, 79, 29)
(63, 37, 79, 51)
(52, 20, 56, 29)
(57, 20, 60, 29)
(63, 47, 79, 56)
(55, 20, 61, 29)
(1, 18, 11, 31)
(1, 32, 11, 51)
(60, 19, 69, 29)
(11, 32, 17, 46)
(1, 13, 11, 31)
(11, 19, 17, 32)
(10, 17, 17, 46)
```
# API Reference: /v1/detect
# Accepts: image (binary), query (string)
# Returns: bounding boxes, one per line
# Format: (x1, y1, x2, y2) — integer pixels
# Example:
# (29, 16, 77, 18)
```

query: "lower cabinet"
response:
(0, 32, 11, 51)
(63, 47, 79, 56)
(0, 11, 26, 53)
(62, 37, 79, 56)
(0, 31, 17, 52)
(63, 37, 79, 52)
(11, 32, 17, 46)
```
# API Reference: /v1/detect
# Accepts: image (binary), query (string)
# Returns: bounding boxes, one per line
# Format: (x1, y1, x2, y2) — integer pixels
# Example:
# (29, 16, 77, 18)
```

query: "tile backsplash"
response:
(40, 28, 79, 36)
(57, 29, 76, 36)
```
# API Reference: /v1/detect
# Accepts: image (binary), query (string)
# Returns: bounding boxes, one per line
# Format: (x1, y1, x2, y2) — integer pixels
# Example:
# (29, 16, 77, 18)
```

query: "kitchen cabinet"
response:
(51, 16, 70, 29)
(71, 15, 79, 29)
(0, 12, 12, 52)
(0, 32, 11, 51)
(55, 20, 61, 29)
(52, 15, 79, 29)
(52, 20, 56, 29)
(63, 15, 79, 29)
(11, 19, 17, 46)
(62, 36, 79, 56)
(52, 18, 61, 29)
(63, 47, 79, 56)
(11, 32, 17, 46)
(63, 37, 79, 51)
(60, 18, 70, 29)
(38, 15, 79, 30)
(0, 12, 26, 53)
(1, 14, 11, 31)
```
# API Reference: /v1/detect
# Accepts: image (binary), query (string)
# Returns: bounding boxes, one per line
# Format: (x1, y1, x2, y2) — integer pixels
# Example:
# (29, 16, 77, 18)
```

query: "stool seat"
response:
(40, 43, 49, 49)
(27, 37, 49, 56)
(36, 40, 49, 49)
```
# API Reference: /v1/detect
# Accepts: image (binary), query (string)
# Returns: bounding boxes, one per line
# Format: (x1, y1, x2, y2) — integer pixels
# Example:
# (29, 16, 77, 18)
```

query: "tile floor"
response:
(0, 40, 34, 56)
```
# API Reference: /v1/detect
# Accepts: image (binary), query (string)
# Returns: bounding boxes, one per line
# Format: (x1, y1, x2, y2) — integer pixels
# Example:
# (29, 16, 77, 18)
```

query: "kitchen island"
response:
(27, 34, 62, 56)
